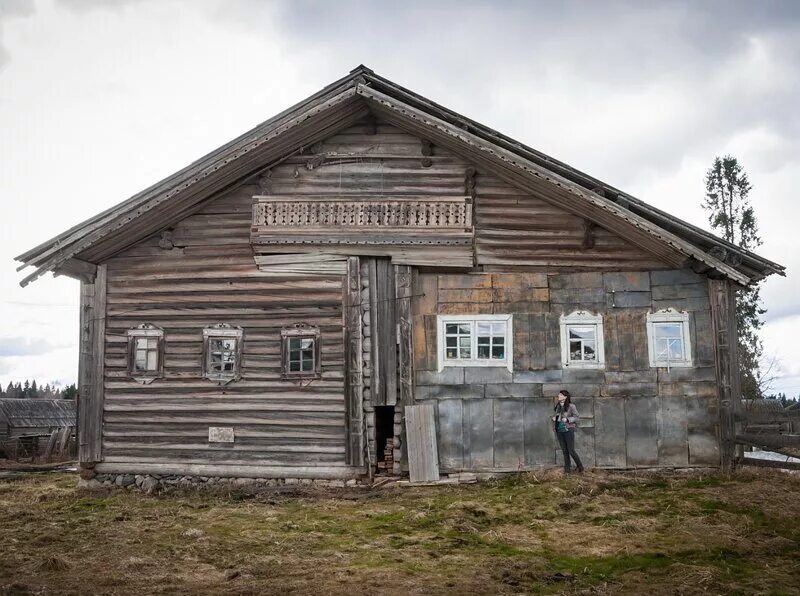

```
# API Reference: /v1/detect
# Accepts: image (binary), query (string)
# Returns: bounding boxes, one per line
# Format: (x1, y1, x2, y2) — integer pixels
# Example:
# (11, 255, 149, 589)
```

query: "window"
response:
(560, 311, 605, 368)
(203, 324, 243, 383)
(437, 314, 513, 371)
(281, 324, 321, 379)
(647, 309, 692, 368)
(127, 324, 164, 383)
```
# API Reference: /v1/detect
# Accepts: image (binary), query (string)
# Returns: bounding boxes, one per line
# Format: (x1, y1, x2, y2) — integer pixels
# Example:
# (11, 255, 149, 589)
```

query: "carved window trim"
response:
(202, 324, 243, 384)
(281, 324, 322, 380)
(127, 324, 165, 384)
(560, 311, 605, 369)
(436, 314, 513, 372)
(647, 309, 693, 368)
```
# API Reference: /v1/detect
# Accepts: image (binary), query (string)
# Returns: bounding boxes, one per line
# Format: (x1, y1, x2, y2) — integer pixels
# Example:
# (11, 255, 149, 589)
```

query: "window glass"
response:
(646, 310, 692, 367)
(288, 336, 316, 373)
(133, 336, 159, 372)
(567, 324, 597, 362)
(445, 322, 472, 360)
(209, 338, 237, 373)
(654, 322, 684, 361)
(477, 321, 506, 360)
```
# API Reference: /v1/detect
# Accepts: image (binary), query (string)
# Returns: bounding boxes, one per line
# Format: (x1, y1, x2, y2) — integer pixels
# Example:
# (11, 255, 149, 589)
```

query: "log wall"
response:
(99, 182, 354, 476)
(412, 269, 720, 471)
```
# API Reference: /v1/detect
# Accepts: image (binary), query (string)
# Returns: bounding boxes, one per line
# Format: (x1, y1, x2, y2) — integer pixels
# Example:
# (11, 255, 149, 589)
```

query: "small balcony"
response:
(251, 195, 473, 246)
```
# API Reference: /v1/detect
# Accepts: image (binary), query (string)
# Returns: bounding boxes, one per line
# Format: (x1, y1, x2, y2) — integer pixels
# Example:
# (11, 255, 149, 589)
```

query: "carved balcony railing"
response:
(250, 195, 473, 246)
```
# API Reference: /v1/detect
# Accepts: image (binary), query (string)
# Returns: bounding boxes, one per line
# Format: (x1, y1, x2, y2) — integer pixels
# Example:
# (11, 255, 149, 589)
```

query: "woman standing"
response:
(552, 389, 584, 473)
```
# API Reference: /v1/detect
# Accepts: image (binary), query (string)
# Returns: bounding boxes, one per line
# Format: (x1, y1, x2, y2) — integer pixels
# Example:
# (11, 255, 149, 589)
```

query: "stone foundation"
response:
(78, 473, 369, 493)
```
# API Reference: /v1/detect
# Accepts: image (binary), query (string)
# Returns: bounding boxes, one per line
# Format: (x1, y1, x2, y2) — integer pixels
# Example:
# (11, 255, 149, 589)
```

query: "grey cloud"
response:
(0, 0, 35, 71)
(206, 0, 800, 185)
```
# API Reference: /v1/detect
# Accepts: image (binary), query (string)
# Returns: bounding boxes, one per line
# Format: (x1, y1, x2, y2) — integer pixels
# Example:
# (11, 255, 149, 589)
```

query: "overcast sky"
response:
(1, 0, 798, 394)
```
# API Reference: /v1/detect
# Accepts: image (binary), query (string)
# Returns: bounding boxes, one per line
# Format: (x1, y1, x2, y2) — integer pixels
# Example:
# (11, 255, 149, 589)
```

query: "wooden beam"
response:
(344, 256, 364, 467)
(739, 456, 800, 472)
(396, 265, 414, 407)
(94, 462, 364, 479)
(709, 279, 741, 471)
(53, 258, 97, 283)
(78, 264, 106, 465)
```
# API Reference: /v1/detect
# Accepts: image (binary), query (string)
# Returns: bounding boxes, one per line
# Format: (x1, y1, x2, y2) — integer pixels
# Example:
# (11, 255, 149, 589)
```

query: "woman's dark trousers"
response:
(556, 430, 583, 472)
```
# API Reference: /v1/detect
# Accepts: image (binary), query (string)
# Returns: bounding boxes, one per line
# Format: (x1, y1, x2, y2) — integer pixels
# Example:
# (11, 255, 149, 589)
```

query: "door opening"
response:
(375, 405, 395, 475)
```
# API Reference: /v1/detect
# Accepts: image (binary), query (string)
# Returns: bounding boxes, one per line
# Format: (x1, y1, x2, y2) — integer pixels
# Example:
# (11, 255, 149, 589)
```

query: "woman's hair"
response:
(558, 389, 572, 408)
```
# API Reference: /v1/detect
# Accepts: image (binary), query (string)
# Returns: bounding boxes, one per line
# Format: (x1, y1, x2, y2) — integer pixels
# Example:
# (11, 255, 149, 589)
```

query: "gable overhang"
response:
(16, 65, 784, 287)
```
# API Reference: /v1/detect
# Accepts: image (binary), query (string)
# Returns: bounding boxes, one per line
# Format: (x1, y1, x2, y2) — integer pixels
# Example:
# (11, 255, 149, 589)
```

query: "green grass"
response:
(0, 469, 798, 594)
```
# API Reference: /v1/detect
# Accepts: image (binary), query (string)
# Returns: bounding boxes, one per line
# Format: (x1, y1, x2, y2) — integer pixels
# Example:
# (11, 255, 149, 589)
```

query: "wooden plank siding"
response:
(100, 181, 352, 473)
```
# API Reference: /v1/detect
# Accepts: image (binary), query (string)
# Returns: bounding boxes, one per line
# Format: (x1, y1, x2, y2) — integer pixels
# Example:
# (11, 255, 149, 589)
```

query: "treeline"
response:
(765, 393, 800, 407)
(1, 380, 77, 400)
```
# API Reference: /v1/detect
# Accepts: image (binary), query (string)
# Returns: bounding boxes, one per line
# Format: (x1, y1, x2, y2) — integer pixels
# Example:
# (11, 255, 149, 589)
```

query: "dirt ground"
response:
(0, 469, 798, 595)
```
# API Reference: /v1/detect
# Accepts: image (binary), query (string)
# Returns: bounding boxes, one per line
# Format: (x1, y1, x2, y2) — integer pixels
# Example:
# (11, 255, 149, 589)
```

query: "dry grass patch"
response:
(0, 470, 798, 594)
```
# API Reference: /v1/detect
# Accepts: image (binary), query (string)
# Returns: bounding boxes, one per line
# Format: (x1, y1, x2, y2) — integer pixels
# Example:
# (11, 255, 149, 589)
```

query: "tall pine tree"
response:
(703, 155, 766, 399)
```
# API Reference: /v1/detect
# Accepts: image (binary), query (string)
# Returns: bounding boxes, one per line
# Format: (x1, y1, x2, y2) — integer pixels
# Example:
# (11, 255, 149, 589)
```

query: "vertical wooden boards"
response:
(405, 404, 439, 482)
(528, 314, 547, 370)
(625, 396, 658, 466)
(436, 399, 464, 470)
(369, 258, 397, 406)
(396, 265, 413, 407)
(344, 257, 364, 467)
(493, 400, 524, 468)
(709, 279, 739, 471)
(594, 398, 626, 467)
(523, 399, 556, 466)
(657, 396, 688, 466)
(617, 311, 636, 372)
(78, 264, 106, 465)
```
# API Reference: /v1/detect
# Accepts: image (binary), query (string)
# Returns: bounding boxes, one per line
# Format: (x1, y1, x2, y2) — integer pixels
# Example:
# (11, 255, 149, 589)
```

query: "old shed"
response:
(0, 399, 76, 442)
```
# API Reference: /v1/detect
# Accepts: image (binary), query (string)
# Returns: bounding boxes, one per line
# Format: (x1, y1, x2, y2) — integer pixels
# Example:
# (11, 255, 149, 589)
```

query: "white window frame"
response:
(647, 309, 692, 368)
(437, 314, 513, 372)
(560, 311, 605, 369)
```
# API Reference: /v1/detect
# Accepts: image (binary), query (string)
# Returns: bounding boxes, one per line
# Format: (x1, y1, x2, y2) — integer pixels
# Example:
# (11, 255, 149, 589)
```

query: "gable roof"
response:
(15, 65, 784, 287)
(0, 399, 76, 432)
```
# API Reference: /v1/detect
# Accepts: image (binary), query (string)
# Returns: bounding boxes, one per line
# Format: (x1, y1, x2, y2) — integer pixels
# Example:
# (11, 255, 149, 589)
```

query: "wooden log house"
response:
(15, 66, 785, 481)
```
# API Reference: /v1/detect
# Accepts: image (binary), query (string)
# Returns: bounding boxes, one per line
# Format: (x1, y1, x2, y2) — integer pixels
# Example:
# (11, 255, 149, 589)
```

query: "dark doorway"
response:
(375, 405, 395, 475)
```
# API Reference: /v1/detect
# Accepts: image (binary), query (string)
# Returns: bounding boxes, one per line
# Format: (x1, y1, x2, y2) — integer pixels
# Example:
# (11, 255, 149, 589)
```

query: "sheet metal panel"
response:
(594, 398, 627, 467)
(625, 396, 659, 466)
(658, 396, 689, 466)
(687, 396, 720, 465)
(436, 399, 464, 470)
(465, 399, 493, 468)
(523, 398, 556, 466)
(493, 399, 524, 468)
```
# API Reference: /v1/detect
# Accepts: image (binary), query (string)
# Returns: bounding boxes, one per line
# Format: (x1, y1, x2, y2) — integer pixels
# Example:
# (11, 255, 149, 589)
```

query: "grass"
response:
(0, 469, 799, 594)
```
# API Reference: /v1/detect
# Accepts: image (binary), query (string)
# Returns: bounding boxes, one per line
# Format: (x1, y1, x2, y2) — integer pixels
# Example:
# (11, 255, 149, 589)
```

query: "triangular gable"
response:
(15, 65, 784, 286)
